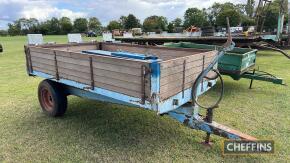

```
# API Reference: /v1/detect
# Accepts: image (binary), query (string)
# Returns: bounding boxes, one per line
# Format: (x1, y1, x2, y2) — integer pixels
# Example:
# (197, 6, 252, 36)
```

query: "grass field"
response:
(0, 35, 289, 162)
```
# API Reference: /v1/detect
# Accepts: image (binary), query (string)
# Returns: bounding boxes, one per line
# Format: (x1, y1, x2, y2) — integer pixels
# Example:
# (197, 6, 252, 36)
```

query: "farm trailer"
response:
(24, 41, 256, 145)
(163, 42, 285, 88)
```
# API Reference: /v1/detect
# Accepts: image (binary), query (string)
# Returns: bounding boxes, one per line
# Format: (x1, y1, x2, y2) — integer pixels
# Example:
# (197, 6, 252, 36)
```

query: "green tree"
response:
(143, 15, 168, 32)
(245, 0, 255, 17)
(88, 17, 102, 30)
(48, 17, 61, 34)
(216, 9, 241, 27)
(73, 18, 88, 33)
(8, 21, 21, 36)
(119, 15, 127, 29)
(167, 23, 174, 33)
(124, 14, 140, 29)
(172, 18, 182, 27)
(59, 17, 73, 34)
(263, 0, 288, 31)
(207, 2, 239, 26)
(107, 20, 122, 31)
(183, 8, 208, 28)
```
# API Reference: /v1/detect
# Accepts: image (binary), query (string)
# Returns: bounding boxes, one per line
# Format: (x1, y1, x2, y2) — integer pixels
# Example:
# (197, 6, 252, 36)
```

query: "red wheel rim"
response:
(41, 88, 54, 111)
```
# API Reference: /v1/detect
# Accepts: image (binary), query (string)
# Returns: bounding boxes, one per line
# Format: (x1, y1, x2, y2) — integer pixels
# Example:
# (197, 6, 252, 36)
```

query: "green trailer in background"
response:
(163, 42, 284, 88)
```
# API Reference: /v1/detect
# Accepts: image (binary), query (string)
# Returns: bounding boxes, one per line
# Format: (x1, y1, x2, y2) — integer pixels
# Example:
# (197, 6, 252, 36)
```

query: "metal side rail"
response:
(242, 69, 285, 89)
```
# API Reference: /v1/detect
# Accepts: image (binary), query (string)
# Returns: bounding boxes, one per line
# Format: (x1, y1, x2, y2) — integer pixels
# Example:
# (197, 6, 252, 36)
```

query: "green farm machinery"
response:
(163, 42, 285, 88)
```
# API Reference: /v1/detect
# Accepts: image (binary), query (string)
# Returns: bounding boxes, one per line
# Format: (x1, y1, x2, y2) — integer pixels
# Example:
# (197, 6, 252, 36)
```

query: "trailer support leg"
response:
(202, 108, 214, 146)
(249, 69, 256, 89)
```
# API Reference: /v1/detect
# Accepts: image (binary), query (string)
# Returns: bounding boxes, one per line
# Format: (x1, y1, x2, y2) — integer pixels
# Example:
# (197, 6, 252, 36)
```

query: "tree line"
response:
(2, 0, 287, 36)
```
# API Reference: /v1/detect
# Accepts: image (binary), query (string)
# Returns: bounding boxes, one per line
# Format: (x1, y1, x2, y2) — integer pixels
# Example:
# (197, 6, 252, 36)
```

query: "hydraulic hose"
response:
(191, 17, 234, 109)
(191, 69, 224, 109)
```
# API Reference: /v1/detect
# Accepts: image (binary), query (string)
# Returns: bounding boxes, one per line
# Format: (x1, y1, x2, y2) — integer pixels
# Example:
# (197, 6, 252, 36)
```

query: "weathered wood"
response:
(102, 43, 213, 60)
(33, 66, 55, 75)
(160, 51, 217, 69)
(37, 42, 98, 48)
(31, 55, 55, 66)
(30, 51, 54, 60)
(59, 73, 91, 85)
(161, 59, 213, 77)
(32, 62, 55, 71)
(160, 66, 203, 86)
(30, 47, 54, 54)
(53, 45, 97, 52)
(160, 72, 199, 93)
(28, 42, 218, 101)
(92, 62, 142, 76)
(93, 81, 143, 98)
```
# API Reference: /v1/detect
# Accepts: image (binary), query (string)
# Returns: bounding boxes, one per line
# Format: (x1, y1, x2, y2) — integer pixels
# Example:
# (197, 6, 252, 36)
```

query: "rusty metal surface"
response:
(89, 57, 95, 90)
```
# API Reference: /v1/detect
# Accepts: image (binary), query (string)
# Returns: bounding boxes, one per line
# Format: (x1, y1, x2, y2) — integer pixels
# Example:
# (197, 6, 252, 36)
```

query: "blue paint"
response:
(82, 50, 112, 56)
(32, 71, 152, 109)
(149, 59, 161, 111)
(82, 50, 158, 60)
(111, 52, 158, 60)
(158, 79, 216, 114)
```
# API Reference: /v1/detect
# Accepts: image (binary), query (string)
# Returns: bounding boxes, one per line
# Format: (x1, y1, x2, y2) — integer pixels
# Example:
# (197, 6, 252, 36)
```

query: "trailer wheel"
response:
(38, 80, 67, 117)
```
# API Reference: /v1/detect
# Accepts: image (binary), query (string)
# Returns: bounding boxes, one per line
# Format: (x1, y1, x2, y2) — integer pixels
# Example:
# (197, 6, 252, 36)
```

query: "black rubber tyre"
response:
(38, 80, 67, 117)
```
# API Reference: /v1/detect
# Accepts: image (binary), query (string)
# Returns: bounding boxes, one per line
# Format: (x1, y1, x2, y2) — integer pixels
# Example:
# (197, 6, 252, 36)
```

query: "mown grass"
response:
(0, 35, 289, 162)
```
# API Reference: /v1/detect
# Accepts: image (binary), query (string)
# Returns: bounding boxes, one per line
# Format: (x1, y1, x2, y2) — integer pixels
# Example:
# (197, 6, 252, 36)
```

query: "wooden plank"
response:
(53, 45, 97, 52)
(93, 81, 143, 98)
(56, 66, 149, 94)
(57, 60, 149, 86)
(92, 57, 145, 69)
(57, 56, 89, 66)
(161, 59, 213, 77)
(32, 62, 55, 72)
(31, 56, 55, 66)
(93, 75, 149, 94)
(160, 73, 199, 93)
(160, 51, 217, 69)
(102, 44, 190, 59)
(94, 68, 148, 85)
(56, 51, 89, 60)
(29, 47, 54, 54)
(92, 62, 142, 76)
(160, 66, 203, 86)
(59, 73, 91, 85)
(160, 82, 193, 100)
(30, 51, 54, 60)
(33, 66, 55, 75)
(57, 61, 90, 73)
(34, 42, 98, 48)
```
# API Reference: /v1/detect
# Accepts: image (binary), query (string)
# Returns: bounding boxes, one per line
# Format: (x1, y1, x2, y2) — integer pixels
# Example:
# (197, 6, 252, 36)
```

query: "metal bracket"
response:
(141, 65, 151, 104)
(182, 60, 186, 98)
(89, 57, 95, 90)
(24, 46, 33, 75)
(53, 51, 59, 80)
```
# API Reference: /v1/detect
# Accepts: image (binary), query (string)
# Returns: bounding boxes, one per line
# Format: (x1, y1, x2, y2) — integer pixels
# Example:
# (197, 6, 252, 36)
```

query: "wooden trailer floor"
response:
(0, 36, 290, 162)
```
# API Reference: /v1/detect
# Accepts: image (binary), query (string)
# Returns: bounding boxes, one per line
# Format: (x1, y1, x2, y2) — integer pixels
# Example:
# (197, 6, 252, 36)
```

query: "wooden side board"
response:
(27, 43, 218, 102)
(159, 50, 218, 100)
(28, 47, 151, 99)
(101, 43, 211, 61)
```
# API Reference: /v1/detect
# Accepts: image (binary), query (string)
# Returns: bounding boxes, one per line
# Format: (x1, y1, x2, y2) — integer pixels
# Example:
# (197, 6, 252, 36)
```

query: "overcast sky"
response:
(0, 0, 247, 30)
